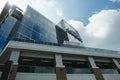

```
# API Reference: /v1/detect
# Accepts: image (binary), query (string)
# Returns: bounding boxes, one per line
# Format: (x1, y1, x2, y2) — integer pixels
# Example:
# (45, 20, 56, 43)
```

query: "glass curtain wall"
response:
(0, 16, 17, 52)
(14, 6, 57, 43)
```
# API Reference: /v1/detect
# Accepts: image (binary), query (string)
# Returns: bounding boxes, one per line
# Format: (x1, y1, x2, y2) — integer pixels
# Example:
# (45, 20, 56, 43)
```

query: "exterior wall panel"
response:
(15, 73, 56, 80)
(103, 74, 120, 80)
(67, 74, 96, 80)
(15, 73, 97, 80)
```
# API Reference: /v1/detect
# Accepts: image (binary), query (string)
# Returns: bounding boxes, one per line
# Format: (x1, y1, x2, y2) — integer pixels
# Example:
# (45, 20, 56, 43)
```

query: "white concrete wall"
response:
(7, 41, 120, 58)
(103, 74, 120, 80)
(67, 74, 96, 80)
(16, 73, 97, 80)
(15, 73, 120, 80)
(15, 73, 56, 80)
(15, 72, 120, 80)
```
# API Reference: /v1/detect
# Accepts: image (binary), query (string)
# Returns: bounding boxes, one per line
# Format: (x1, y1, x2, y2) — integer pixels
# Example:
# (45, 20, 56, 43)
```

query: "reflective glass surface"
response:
(15, 6, 57, 43)
(0, 16, 17, 52)
(57, 20, 82, 43)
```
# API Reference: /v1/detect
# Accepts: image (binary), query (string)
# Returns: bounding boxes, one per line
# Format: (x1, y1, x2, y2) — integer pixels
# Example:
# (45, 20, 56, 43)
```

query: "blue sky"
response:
(0, 0, 120, 51)
(56, 0, 120, 25)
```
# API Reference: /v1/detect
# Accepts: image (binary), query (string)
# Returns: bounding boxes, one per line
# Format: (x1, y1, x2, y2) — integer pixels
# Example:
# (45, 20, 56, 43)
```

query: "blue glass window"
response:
(0, 16, 17, 52)
(33, 23, 41, 33)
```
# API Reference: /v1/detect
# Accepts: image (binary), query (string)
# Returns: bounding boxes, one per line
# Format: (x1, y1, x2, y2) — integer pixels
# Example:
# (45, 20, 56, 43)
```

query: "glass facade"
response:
(0, 16, 17, 52)
(57, 20, 82, 43)
(0, 3, 82, 52)
(0, 5, 58, 52)
(14, 6, 57, 43)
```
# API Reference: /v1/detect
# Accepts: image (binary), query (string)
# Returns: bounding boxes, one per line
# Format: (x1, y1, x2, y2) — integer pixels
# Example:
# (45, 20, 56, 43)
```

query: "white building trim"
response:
(88, 57, 98, 68)
(5, 41, 120, 58)
(55, 54, 64, 67)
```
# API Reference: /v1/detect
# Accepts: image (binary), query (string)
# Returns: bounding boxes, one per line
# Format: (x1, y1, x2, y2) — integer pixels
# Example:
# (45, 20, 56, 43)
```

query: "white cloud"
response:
(67, 20, 84, 30)
(68, 9, 120, 51)
(56, 8, 63, 17)
(109, 0, 120, 2)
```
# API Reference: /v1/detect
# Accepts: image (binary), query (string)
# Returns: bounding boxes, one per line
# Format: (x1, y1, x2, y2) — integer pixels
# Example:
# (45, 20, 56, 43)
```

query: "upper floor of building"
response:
(0, 2, 83, 52)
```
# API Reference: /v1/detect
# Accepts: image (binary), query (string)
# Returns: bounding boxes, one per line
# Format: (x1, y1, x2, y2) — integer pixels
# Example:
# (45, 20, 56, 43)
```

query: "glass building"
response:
(0, 2, 82, 52)
(0, 16, 17, 51)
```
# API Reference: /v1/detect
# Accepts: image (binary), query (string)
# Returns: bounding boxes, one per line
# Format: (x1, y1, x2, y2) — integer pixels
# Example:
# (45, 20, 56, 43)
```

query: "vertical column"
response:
(112, 59, 120, 73)
(8, 49, 20, 80)
(55, 54, 67, 80)
(88, 57, 104, 80)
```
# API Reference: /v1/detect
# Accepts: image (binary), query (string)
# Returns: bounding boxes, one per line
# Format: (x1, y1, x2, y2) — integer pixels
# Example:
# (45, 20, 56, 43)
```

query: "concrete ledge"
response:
(5, 41, 120, 58)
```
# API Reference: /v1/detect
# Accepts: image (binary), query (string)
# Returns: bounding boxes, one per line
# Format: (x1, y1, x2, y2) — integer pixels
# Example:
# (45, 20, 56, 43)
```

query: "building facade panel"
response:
(15, 73, 56, 80)
(67, 74, 96, 80)
(103, 74, 120, 80)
